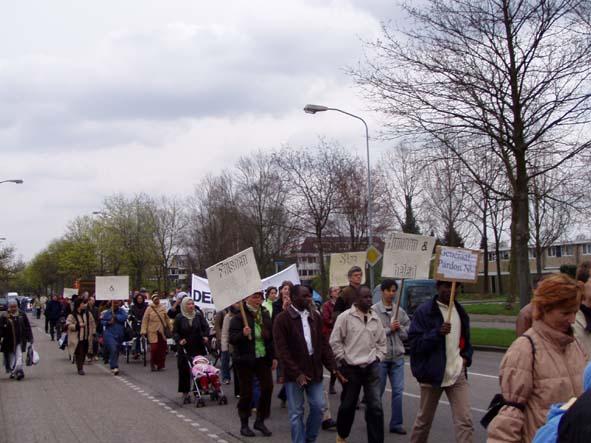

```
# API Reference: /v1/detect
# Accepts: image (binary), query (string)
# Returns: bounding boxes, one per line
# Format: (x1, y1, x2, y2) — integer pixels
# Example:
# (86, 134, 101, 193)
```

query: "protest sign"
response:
(329, 252, 366, 287)
(262, 264, 300, 290)
(191, 274, 215, 323)
(205, 247, 262, 310)
(95, 276, 130, 301)
(435, 246, 480, 284)
(63, 288, 78, 298)
(382, 232, 435, 280)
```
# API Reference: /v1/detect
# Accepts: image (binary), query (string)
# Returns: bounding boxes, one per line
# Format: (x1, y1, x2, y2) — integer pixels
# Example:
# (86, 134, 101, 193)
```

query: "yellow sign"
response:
(366, 245, 382, 267)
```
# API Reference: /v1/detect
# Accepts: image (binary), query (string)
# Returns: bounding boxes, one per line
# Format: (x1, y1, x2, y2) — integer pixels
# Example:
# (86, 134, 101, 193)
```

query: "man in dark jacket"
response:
(274, 285, 343, 443)
(408, 280, 474, 443)
(0, 298, 33, 380)
(229, 292, 277, 437)
(45, 294, 63, 341)
(331, 266, 363, 323)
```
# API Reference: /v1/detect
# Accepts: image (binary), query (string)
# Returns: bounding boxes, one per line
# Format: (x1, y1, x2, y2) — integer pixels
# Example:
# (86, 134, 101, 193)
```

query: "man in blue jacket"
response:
(408, 280, 474, 443)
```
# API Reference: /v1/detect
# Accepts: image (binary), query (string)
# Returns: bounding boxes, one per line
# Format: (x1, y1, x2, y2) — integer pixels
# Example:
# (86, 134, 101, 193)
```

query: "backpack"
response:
(480, 334, 536, 429)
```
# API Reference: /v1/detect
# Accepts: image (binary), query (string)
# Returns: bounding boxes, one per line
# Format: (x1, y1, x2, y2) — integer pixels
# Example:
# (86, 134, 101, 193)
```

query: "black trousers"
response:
(74, 340, 89, 371)
(49, 320, 58, 340)
(336, 361, 384, 443)
(236, 358, 273, 420)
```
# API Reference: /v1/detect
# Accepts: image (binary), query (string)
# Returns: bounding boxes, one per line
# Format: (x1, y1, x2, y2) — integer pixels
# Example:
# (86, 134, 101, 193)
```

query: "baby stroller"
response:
(182, 349, 227, 407)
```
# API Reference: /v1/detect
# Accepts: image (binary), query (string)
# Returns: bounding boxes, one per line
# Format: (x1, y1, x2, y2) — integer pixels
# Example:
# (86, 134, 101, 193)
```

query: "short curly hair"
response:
(532, 273, 583, 320)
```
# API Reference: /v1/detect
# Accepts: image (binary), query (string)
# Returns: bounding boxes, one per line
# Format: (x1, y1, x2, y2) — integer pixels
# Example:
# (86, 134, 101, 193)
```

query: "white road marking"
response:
(403, 362, 498, 379)
(191, 423, 200, 427)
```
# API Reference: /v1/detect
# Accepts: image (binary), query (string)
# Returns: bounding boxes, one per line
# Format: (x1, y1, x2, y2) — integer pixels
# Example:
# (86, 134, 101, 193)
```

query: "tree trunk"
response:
(480, 201, 489, 295)
(509, 165, 531, 307)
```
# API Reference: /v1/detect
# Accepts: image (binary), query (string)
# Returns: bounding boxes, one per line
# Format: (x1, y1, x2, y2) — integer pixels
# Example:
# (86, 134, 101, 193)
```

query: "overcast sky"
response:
(0, 0, 402, 260)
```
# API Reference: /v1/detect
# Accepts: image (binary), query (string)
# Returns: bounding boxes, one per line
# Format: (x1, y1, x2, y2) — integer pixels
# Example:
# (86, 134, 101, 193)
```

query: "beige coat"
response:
(573, 310, 591, 360)
(487, 320, 587, 443)
(140, 304, 169, 344)
(66, 311, 96, 356)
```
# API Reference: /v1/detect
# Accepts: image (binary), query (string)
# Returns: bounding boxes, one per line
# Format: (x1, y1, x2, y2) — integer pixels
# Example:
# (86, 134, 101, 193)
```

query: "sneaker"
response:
(390, 427, 407, 435)
(112, 368, 119, 376)
(322, 418, 337, 430)
(336, 436, 347, 443)
(15, 371, 24, 381)
(78, 370, 85, 376)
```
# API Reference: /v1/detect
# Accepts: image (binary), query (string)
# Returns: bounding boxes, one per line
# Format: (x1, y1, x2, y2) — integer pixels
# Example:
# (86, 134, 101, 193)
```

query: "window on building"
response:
(488, 252, 496, 262)
(548, 246, 561, 257)
(583, 244, 591, 255)
(499, 251, 510, 260)
(528, 248, 537, 259)
(563, 245, 574, 256)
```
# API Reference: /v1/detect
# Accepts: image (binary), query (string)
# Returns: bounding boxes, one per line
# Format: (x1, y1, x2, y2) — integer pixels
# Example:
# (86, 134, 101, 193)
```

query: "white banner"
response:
(95, 276, 130, 301)
(262, 264, 301, 290)
(329, 252, 366, 287)
(205, 247, 262, 310)
(63, 288, 78, 298)
(382, 232, 436, 279)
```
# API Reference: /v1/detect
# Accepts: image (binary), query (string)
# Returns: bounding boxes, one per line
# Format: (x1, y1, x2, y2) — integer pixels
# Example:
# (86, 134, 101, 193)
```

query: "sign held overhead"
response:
(329, 252, 366, 287)
(382, 232, 435, 280)
(95, 276, 130, 300)
(434, 246, 480, 284)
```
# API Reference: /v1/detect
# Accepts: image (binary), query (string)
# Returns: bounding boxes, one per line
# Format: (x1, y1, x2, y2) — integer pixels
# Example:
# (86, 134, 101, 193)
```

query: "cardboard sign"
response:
(63, 288, 78, 298)
(435, 246, 480, 283)
(95, 276, 130, 300)
(382, 232, 436, 279)
(205, 247, 262, 310)
(329, 252, 366, 287)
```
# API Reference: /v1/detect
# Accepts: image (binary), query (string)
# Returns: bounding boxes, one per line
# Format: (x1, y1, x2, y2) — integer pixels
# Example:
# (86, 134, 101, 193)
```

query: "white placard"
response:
(382, 232, 436, 279)
(329, 252, 367, 287)
(205, 247, 262, 310)
(262, 264, 301, 291)
(435, 247, 480, 283)
(95, 276, 130, 300)
(63, 288, 78, 298)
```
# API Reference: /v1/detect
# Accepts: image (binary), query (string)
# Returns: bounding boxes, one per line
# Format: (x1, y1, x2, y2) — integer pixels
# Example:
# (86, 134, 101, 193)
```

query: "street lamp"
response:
(303, 103, 374, 290)
(0, 179, 23, 185)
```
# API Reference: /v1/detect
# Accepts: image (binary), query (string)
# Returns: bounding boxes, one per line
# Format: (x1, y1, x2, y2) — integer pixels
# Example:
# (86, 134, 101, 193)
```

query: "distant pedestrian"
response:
(574, 261, 591, 357)
(322, 286, 340, 394)
(330, 285, 386, 443)
(229, 292, 276, 437)
(45, 294, 63, 341)
(33, 296, 42, 319)
(130, 293, 148, 359)
(373, 278, 410, 435)
(488, 273, 587, 442)
(0, 298, 33, 380)
(408, 280, 474, 443)
(222, 303, 240, 392)
(264, 286, 278, 317)
(272, 281, 294, 408)
(331, 266, 362, 323)
(86, 295, 100, 361)
(141, 292, 169, 371)
(66, 298, 96, 375)
(101, 300, 128, 375)
(173, 297, 210, 403)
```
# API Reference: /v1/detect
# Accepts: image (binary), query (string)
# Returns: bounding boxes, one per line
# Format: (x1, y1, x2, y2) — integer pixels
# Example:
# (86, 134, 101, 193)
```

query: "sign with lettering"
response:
(435, 246, 480, 283)
(206, 247, 262, 310)
(329, 252, 366, 287)
(63, 288, 78, 298)
(95, 276, 130, 300)
(382, 232, 436, 279)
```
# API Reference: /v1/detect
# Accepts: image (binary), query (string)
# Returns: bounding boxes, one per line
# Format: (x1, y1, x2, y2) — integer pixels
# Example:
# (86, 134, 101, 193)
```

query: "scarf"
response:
(246, 303, 263, 326)
(580, 304, 591, 333)
(246, 303, 265, 358)
(181, 297, 195, 320)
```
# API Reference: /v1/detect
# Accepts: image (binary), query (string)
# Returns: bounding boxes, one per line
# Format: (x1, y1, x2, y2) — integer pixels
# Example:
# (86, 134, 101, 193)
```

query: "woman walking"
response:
(130, 293, 148, 359)
(488, 273, 588, 442)
(66, 298, 96, 375)
(141, 292, 169, 371)
(229, 292, 276, 437)
(0, 298, 33, 380)
(101, 300, 128, 375)
(173, 297, 209, 404)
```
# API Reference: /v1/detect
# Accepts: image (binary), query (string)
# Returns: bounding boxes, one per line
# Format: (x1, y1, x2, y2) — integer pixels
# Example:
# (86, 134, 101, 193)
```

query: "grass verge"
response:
(471, 327, 516, 348)
(464, 303, 519, 316)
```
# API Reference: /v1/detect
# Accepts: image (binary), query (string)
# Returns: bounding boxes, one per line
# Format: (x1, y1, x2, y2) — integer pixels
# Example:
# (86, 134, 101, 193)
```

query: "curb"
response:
(473, 345, 508, 353)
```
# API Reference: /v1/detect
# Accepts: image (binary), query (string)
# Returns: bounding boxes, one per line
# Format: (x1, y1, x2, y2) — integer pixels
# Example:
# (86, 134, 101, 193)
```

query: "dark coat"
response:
(273, 305, 337, 383)
(45, 300, 63, 321)
(173, 313, 209, 365)
(0, 311, 33, 353)
(408, 295, 473, 386)
(129, 303, 147, 330)
(229, 303, 274, 367)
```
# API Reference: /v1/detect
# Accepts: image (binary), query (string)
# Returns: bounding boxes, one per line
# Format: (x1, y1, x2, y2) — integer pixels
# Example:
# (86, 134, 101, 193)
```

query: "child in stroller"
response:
(191, 355, 227, 406)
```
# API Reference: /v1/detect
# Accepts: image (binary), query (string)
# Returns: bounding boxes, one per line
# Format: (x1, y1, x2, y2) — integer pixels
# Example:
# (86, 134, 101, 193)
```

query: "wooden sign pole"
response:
(394, 279, 405, 320)
(239, 301, 252, 341)
(446, 281, 457, 323)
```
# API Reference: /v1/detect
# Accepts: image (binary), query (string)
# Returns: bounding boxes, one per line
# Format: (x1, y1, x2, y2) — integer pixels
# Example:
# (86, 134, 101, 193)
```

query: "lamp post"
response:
(0, 179, 23, 185)
(303, 104, 374, 290)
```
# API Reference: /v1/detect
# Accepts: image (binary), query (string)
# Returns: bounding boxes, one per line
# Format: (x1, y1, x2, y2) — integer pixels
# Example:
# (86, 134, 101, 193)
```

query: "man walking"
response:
(330, 285, 386, 443)
(45, 294, 63, 341)
(332, 266, 363, 322)
(408, 280, 474, 443)
(274, 285, 343, 443)
(373, 278, 410, 435)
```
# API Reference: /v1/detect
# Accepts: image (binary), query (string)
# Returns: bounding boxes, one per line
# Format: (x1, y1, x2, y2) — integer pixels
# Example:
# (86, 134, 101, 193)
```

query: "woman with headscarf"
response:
(0, 298, 33, 380)
(66, 297, 96, 375)
(173, 297, 210, 403)
(141, 291, 169, 371)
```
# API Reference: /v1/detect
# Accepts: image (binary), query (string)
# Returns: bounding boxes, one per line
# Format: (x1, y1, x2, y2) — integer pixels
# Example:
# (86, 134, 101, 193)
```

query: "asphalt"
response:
(0, 316, 504, 443)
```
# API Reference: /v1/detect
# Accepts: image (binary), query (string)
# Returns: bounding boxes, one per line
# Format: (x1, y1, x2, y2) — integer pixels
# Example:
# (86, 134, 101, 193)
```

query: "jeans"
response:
(285, 381, 325, 443)
(336, 361, 384, 443)
(221, 350, 231, 381)
(379, 357, 405, 430)
(104, 335, 121, 369)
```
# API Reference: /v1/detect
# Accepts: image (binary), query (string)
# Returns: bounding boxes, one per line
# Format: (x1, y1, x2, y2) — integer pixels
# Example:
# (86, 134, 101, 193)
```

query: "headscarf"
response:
(181, 296, 195, 320)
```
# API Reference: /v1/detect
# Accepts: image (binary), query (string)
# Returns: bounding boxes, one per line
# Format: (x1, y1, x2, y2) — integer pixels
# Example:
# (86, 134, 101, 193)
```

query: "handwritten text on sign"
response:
(435, 247, 479, 283)
(382, 233, 435, 279)
(330, 252, 366, 287)
(206, 247, 262, 310)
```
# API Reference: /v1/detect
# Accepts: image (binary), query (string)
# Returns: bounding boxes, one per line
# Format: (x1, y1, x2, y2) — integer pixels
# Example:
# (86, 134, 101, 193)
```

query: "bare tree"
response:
(355, 0, 591, 306)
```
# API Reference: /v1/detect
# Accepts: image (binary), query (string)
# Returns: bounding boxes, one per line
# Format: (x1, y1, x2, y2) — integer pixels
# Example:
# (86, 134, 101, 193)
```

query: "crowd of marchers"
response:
(4, 262, 591, 443)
